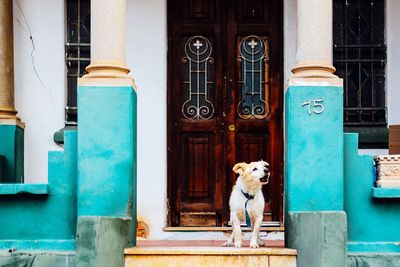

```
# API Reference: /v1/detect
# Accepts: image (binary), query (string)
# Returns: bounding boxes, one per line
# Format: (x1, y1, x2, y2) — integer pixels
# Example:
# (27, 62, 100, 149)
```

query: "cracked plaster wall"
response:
(13, 0, 65, 183)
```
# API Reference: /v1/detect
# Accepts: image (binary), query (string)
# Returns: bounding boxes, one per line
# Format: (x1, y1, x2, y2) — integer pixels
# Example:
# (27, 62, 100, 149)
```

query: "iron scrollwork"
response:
(237, 35, 270, 119)
(181, 36, 215, 120)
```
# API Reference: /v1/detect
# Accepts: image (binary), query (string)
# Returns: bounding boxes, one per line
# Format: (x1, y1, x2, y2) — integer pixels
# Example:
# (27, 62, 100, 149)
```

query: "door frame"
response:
(166, 0, 284, 227)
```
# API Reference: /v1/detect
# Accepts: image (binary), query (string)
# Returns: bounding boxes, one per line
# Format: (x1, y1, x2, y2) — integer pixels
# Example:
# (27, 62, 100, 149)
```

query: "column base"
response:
(75, 216, 133, 267)
(286, 211, 347, 267)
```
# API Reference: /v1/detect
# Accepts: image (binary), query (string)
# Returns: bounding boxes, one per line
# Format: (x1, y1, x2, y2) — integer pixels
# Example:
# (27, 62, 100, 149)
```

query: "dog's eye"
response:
(253, 167, 258, 171)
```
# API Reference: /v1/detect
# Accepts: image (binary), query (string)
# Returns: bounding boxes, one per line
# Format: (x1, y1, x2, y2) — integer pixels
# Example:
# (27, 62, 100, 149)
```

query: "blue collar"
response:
(241, 190, 255, 200)
(241, 190, 254, 227)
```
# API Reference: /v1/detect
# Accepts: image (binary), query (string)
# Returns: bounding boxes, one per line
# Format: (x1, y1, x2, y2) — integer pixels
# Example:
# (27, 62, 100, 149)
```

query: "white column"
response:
(292, 0, 337, 78)
(84, 0, 130, 78)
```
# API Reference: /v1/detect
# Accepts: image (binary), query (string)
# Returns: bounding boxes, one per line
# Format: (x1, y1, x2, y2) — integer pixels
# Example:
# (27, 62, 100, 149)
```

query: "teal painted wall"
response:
(285, 85, 344, 212)
(77, 85, 136, 218)
(344, 133, 400, 252)
(0, 130, 77, 250)
(0, 125, 24, 183)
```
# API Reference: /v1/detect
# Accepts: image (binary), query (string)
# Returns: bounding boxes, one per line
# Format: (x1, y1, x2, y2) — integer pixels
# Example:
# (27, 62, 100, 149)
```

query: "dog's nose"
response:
(264, 169, 269, 174)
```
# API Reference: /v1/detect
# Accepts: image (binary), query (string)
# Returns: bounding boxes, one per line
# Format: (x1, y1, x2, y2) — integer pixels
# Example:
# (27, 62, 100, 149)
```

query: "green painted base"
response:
(0, 251, 75, 267)
(0, 130, 77, 250)
(0, 125, 24, 183)
(75, 216, 133, 267)
(344, 133, 400, 252)
(286, 211, 347, 267)
(0, 239, 75, 251)
(348, 253, 400, 267)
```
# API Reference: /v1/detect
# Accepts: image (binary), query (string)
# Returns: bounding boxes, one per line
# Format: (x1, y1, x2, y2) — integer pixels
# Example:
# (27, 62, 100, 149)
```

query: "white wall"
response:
(387, 0, 400, 125)
(13, 0, 65, 183)
(284, 0, 296, 85)
(127, 0, 168, 239)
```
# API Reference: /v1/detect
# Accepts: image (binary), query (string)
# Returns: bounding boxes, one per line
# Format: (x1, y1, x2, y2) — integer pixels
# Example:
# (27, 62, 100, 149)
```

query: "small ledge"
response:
(0, 184, 49, 195)
(372, 187, 400, 199)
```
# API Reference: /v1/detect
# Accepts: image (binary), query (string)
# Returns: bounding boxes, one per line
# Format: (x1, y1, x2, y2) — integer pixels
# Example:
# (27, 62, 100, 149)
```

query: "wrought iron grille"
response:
(237, 35, 270, 120)
(333, 0, 387, 126)
(65, 0, 90, 125)
(181, 36, 215, 120)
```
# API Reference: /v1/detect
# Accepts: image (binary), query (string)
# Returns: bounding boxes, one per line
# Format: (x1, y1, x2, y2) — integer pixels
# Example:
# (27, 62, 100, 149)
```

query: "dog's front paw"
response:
(234, 240, 242, 248)
(222, 240, 233, 247)
(250, 239, 259, 248)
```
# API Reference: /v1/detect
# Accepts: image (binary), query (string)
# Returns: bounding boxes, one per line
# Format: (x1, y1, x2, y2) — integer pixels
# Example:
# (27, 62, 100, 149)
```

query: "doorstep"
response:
(125, 240, 296, 267)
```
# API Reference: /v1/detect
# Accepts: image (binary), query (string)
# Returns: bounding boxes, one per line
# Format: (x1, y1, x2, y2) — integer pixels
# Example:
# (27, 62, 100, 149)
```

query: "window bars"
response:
(65, 0, 90, 125)
(333, 0, 387, 126)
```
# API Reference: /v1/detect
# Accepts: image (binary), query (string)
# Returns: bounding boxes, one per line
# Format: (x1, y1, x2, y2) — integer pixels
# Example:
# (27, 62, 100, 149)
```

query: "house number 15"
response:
(302, 99, 325, 115)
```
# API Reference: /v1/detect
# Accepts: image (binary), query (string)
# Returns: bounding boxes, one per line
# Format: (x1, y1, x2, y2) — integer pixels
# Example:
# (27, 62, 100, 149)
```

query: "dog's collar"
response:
(241, 190, 255, 200)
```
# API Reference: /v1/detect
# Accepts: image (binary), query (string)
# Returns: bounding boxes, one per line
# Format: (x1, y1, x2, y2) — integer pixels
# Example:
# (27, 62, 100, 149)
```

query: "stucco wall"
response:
(13, 0, 65, 183)
(127, 0, 168, 239)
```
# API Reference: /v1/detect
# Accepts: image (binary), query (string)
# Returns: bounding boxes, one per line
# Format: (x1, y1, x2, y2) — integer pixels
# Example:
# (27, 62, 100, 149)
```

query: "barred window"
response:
(333, 0, 387, 147)
(65, 0, 90, 125)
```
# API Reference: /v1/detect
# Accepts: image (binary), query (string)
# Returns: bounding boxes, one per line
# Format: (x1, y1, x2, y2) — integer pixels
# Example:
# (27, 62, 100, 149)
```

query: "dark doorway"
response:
(167, 0, 283, 227)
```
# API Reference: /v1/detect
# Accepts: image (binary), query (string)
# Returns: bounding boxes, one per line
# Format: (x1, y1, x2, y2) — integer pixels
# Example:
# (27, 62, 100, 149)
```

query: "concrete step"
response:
(125, 240, 296, 267)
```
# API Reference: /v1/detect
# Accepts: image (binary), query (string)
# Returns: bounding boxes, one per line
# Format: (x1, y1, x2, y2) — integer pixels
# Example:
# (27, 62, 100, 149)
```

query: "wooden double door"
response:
(167, 0, 283, 227)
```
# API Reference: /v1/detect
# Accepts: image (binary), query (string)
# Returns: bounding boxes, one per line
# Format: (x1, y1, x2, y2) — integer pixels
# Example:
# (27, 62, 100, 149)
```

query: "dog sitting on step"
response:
(223, 160, 270, 248)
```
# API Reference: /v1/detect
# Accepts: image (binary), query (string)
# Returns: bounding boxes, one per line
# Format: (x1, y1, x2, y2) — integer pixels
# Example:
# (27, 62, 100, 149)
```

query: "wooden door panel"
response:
(182, 134, 214, 204)
(168, 0, 282, 227)
(182, 0, 216, 24)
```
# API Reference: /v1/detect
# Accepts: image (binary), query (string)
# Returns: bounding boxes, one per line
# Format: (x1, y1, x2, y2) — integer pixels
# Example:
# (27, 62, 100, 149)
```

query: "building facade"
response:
(0, 0, 400, 266)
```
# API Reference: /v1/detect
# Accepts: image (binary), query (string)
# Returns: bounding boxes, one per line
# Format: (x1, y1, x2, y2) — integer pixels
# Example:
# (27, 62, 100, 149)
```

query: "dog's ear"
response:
(233, 162, 247, 175)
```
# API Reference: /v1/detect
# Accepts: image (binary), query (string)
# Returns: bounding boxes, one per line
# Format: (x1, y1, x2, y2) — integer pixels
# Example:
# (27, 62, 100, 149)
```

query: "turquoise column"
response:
(76, 82, 137, 267)
(285, 78, 347, 267)
(285, 80, 344, 212)
(0, 124, 24, 183)
(77, 85, 136, 218)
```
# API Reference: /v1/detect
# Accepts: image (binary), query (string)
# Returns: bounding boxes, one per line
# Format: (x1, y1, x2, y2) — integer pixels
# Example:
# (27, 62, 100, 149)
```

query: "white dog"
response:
(223, 160, 270, 248)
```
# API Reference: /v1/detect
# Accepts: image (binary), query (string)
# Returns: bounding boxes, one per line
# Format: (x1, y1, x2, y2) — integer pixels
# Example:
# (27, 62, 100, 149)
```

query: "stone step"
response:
(125, 240, 296, 267)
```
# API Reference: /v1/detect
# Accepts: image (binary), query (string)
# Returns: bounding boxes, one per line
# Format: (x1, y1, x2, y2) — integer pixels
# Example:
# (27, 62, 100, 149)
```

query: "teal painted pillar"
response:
(0, 124, 24, 183)
(285, 78, 347, 267)
(285, 78, 344, 212)
(77, 84, 136, 218)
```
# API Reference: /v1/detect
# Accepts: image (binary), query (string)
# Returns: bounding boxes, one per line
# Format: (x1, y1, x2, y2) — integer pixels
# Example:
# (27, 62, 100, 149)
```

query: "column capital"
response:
(291, 62, 337, 78)
(84, 63, 130, 79)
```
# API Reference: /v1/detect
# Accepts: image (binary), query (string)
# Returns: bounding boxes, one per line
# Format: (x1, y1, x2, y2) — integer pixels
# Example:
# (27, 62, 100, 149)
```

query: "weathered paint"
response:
(124, 246, 296, 267)
(285, 84, 344, 212)
(286, 211, 347, 267)
(348, 253, 400, 267)
(344, 133, 400, 252)
(0, 130, 77, 251)
(77, 85, 136, 218)
(0, 125, 24, 183)
(0, 183, 48, 195)
(0, 251, 75, 267)
(76, 216, 132, 267)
